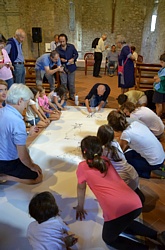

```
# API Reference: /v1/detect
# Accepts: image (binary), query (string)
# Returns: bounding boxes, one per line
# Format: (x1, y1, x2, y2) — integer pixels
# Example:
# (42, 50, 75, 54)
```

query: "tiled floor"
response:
(27, 68, 165, 236)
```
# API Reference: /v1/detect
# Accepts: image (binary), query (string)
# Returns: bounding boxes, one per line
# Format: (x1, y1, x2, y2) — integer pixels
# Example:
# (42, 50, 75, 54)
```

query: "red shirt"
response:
(77, 157, 142, 221)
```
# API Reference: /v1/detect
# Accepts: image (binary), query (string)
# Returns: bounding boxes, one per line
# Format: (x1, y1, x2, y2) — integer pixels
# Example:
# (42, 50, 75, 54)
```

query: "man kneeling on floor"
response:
(84, 83, 110, 113)
(0, 84, 43, 184)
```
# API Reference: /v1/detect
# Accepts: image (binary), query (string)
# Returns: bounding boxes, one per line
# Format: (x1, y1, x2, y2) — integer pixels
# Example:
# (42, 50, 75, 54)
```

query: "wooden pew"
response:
(135, 63, 161, 90)
(25, 59, 36, 63)
(25, 61, 36, 83)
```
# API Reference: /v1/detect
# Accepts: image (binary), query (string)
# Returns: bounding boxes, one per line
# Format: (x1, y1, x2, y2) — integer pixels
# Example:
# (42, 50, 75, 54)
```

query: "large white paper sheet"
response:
(0, 106, 114, 250)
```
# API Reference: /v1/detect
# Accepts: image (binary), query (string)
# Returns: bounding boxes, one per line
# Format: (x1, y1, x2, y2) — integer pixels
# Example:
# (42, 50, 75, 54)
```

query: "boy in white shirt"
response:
(27, 191, 78, 250)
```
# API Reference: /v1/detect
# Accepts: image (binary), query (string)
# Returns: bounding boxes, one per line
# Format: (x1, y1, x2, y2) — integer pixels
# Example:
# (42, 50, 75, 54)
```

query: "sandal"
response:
(152, 170, 165, 179)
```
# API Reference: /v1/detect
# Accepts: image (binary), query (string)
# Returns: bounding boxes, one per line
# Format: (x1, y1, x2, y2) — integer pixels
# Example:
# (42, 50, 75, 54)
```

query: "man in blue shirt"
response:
(35, 50, 64, 91)
(106, 45, 119, 76)
(0, 84, 43, 184)
(56, 34, 78, 101)
(5, 29, 26, 84)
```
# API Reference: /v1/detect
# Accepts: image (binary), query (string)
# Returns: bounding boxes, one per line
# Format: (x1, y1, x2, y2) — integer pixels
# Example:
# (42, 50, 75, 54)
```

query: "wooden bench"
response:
(25, 81, 50, 93)
(135, 63, 161, 90)
(25, 61, 36, 83)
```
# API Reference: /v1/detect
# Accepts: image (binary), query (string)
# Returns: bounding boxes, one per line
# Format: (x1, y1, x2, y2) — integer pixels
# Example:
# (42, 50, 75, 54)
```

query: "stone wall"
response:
(81, 0, 146, 58)
(0, 0, 82, 58)
(0, 0, 164, 62)
(141, 0, 165, 63)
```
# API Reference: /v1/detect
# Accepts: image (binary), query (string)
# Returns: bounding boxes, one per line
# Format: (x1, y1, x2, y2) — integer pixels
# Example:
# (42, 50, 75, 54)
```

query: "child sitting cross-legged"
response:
(27, 191, 78, 250)
(48, 85, 67, 111)
(25, 87, 50, 127)
(37, 86, 61, 121)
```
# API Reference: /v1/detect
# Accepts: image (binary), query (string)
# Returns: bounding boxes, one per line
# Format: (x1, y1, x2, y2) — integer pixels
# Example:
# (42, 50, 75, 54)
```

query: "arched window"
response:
(151, 0, 159, 32)
(69, 1, 75, 31)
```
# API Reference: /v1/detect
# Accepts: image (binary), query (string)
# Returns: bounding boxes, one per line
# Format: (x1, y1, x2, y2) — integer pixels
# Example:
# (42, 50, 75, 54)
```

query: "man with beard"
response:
(56, 34, 78, 101)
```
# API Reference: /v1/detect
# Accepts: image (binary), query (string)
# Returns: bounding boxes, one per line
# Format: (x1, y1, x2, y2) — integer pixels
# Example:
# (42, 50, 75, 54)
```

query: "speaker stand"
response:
(37, 42, 40, 57)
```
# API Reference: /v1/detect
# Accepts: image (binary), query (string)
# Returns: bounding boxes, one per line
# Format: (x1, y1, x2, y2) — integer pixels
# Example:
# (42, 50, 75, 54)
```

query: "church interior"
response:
(0, 0, 165, 249)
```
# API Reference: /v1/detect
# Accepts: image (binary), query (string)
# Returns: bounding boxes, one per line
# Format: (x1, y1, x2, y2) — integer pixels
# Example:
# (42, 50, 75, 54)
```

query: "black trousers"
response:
(134, 187, 145, 205)
(102, 208, 157, 250)
(93, 52, 102, 76)
(0, 158, 38, 179)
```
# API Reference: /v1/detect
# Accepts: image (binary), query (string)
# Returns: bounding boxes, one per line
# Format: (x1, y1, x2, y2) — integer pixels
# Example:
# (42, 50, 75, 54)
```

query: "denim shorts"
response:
(45, 112, 50, 118)
(27, 117, 40, 126)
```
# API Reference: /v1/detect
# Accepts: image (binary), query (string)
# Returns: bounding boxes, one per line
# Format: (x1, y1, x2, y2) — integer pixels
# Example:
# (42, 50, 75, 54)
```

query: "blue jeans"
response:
(107, 61, 118, 74)
(124, 149, 163, 179)
(5, 78, 14, 89)
(13, 64, 25, 84)
(90, 95, 107, 108)
(60, 71, 75, 98)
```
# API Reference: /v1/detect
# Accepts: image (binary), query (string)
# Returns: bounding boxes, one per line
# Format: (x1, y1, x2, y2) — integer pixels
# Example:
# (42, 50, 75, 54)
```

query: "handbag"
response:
(118, 57, 129, 74)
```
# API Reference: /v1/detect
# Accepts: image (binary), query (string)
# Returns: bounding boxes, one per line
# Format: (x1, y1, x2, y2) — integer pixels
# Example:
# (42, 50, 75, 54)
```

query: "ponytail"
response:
(97, 125, 122, 162)
(87, 154, 108, 175)
(105, 143, 122, 162)
(81, 136, 109, 175)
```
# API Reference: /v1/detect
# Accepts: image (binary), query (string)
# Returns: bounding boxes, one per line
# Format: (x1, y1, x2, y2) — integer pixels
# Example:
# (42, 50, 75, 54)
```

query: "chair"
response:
(104, 57, 118, 75)
(137, 55, 143, 63)
(84, 52, 94, 75)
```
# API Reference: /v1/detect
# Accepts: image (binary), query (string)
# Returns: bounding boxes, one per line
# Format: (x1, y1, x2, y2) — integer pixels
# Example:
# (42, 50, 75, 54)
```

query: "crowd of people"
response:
(0, 30, 78, 103)
(1, 29, 165, 249)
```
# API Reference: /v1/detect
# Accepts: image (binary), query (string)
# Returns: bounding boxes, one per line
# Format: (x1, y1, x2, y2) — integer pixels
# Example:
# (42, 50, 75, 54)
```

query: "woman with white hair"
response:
(116, 35, 135, 94)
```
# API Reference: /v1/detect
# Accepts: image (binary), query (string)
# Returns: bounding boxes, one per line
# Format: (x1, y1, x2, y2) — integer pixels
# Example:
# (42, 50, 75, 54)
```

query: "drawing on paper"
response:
(64, 123, 83, 140)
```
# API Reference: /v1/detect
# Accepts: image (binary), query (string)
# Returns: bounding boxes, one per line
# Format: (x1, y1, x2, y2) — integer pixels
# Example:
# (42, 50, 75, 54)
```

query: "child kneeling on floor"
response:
(27, 191, 78, 250)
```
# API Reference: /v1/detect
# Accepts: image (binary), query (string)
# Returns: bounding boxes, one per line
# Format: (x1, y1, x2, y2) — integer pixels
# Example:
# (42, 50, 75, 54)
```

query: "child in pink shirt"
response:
(37, 86, 61, 121)
(0, 37, 13, 89)
(75, 136, 165, 249)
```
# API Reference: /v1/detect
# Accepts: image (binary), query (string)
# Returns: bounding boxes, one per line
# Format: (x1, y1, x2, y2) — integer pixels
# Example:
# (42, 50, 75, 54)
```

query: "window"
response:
(151, 14, 157, 32)
(69, 1, 75, 31)
(150, 0, 159, 32)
